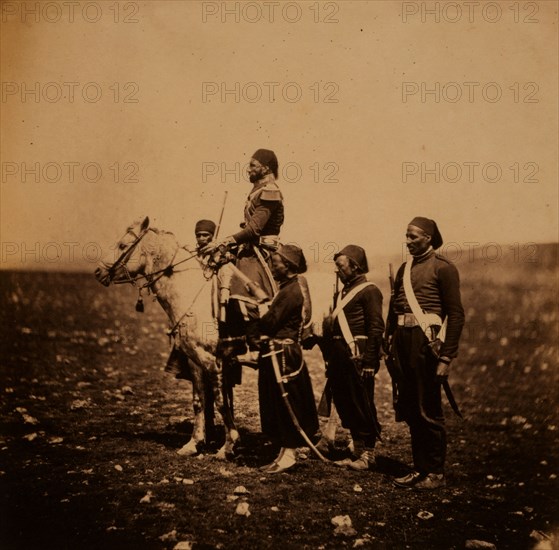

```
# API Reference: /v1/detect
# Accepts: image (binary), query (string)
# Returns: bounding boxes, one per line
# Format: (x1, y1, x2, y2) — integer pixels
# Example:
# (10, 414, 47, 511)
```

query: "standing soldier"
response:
(203, 149, 284, 363)
(386, 217, 465, 490)
(257, 244, 319, 474)
(323, 245, 384, 471)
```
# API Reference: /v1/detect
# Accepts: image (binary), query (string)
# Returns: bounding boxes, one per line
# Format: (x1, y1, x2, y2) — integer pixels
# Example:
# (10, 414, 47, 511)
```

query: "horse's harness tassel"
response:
(135, 289, 144, 313)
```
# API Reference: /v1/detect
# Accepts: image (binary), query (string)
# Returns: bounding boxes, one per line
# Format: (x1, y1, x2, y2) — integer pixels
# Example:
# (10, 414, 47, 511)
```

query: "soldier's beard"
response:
(249, 173, 260, 183)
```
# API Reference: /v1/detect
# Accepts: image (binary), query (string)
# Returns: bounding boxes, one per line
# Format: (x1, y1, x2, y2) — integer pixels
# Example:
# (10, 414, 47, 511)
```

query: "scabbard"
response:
(268, 341, 329, 463)
(317, 379, 332, 418)
(442, 380, 463, 419)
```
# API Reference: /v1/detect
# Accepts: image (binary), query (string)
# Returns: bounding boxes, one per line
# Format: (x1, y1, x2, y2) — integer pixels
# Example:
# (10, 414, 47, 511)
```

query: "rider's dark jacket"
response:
(232, 174, 284, 245)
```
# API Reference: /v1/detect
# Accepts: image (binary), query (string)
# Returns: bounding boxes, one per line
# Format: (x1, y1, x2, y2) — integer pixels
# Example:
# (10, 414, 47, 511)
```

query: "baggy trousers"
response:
(393, 326, 446, 474)
(328, 340, 381, 448)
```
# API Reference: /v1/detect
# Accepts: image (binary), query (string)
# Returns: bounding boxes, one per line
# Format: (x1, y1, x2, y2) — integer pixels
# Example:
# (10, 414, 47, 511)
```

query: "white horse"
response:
(95, 216, 239, 459)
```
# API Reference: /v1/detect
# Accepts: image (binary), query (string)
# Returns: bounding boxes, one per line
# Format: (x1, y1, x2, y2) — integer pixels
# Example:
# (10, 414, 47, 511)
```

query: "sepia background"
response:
(1, 1, 558, 549)
(1, 0, 557, 267)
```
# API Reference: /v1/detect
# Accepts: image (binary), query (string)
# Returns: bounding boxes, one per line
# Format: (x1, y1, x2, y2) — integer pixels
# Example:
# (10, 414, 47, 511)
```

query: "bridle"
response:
(106, 225, 151, 285)
(104, 226, 200, 294)
(102, 223, 227, 324)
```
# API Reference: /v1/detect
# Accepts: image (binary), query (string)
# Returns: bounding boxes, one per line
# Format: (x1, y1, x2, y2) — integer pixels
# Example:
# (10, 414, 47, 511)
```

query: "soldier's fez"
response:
(409, 217, 443, 249)
(252, 149, 278, 178)
(334, 245, 369, 273)
(195, 219, 216, 236)
(276, 244, 307, 274)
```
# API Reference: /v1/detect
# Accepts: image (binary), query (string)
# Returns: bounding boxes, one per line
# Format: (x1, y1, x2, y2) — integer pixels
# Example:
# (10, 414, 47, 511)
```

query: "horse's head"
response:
(94, 216, 151, 286)
(95, 216, 179, 287)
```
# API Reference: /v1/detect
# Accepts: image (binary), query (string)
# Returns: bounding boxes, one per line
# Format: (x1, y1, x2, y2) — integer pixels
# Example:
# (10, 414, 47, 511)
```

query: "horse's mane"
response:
(148, 227, 176, 238)
(125, 220, 179, 257)
(126, 219, 176, 238)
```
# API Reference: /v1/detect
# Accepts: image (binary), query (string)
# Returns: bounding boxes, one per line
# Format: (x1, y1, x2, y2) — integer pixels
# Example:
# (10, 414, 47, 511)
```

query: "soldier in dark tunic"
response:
(257, 244, 319, 474)
(323, 245, 384, 470)
(203, 149, 284, 360)
(386, 217, 465, 490)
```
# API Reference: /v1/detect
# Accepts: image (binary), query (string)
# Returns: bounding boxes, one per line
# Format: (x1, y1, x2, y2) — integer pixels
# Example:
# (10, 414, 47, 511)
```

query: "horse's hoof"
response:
(177, 442, 198, 457)
(215, 448, 227, 461)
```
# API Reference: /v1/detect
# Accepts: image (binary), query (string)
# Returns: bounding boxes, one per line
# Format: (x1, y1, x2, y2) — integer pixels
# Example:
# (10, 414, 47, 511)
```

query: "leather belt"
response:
(332, 335, 368, 340)
(397, 313, 420, 327)
(273, 338, 295, 345)
(397, 313, 443, 328)
(261, 337, 296, 345)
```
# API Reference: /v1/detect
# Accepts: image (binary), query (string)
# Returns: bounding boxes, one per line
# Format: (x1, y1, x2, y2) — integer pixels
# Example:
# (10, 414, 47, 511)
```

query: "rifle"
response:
(316, 273, 339, 417)
(384, 263, 405, 421)
(214, 190, 228, 242)
(383, 263, 395, 356)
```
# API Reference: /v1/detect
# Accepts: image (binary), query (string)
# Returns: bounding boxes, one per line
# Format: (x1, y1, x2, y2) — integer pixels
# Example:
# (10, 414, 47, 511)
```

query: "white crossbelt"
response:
(331, 282, 374, 357)
(403, 258, 447, 342)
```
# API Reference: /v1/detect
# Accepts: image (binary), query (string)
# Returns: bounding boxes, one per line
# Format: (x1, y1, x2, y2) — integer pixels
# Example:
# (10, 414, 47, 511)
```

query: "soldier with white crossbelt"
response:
(322, 245, 384, 471)
(386, 217, 465, 491)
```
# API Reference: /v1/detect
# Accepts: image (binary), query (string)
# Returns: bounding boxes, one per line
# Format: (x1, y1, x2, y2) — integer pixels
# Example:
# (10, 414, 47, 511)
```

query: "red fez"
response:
(252, 149, 278, 178)
(195, 219, 216, 235)
(409, 217, 443, 249)
(276, 244, 307, 274)
(334, 245, 369, 273)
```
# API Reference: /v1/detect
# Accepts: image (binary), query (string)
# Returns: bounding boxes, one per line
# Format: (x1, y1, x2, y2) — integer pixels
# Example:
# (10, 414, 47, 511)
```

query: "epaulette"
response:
(434, 252, 454, 265)
(260, 183, 283, 201)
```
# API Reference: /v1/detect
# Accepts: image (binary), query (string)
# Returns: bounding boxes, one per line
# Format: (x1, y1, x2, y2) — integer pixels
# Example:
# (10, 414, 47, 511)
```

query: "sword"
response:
(442, 380, 463, 419)
(267, 340, 330, 463)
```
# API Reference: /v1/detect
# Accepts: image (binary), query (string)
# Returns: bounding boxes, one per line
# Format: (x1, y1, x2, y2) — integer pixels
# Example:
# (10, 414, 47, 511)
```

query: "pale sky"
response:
(1, 0, 557, 269)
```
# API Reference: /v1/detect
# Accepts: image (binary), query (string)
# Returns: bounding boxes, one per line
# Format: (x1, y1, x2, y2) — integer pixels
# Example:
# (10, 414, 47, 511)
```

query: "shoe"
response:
(347, 449, 375, 471)
(265, 461, 296, 474)
(315, 437, 335, 454)
(259, 461, 278, 472)
(260, 447, 284, 471)
(413, 473, 446, 491)
(333, 446, 374, 470)
(264, 448, 296, 474)
(394, 471, 424, 488)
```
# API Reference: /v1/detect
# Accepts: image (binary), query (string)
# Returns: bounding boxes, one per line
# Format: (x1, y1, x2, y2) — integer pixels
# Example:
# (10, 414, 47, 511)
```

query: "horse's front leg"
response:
(215, 357, 239, 460)
(177, 366, 206, 456)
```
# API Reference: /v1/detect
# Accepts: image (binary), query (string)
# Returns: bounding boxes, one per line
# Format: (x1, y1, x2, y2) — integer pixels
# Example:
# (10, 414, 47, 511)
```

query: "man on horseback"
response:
(203, 149, 284, 364)
(164, 219, 221, 381)
(194, 219, 216, 250)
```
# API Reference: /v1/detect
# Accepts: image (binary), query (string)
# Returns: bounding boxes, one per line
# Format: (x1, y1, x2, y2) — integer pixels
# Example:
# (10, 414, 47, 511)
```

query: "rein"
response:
(112, 248, 199, 288)
(106, 227, 202, 308)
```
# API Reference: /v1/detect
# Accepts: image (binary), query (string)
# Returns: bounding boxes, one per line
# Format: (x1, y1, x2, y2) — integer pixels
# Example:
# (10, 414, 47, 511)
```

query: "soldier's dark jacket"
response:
(232, 174, 284, 245)
(387, 250, 465, 358)
(259, 276, 304, 341)
(332, 274, 384, 369)
(258, 275, 319, 448)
